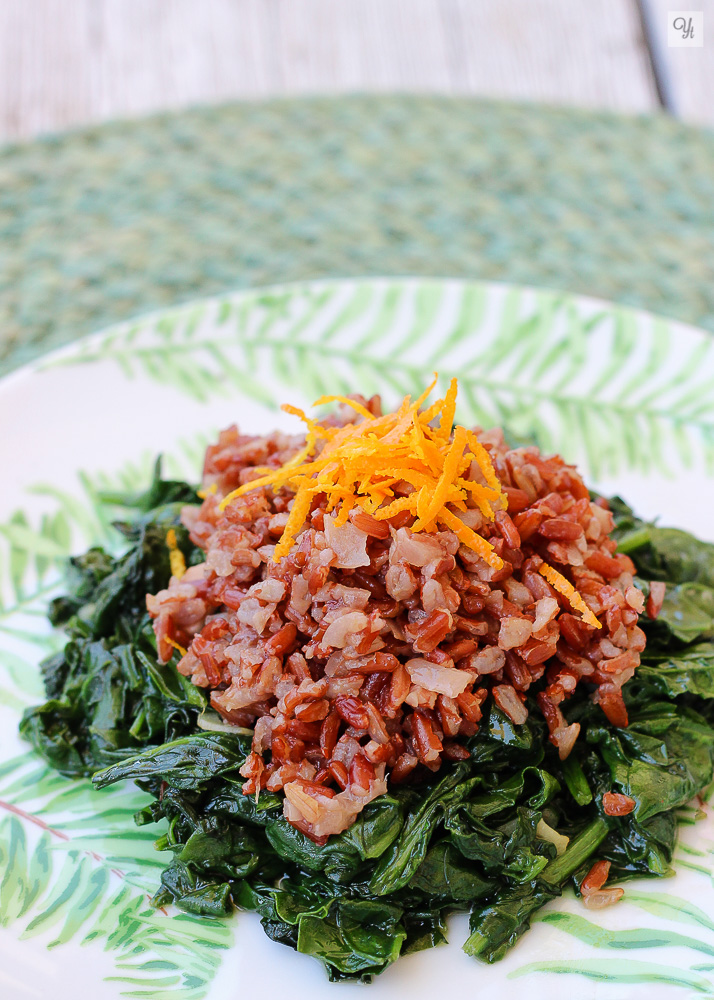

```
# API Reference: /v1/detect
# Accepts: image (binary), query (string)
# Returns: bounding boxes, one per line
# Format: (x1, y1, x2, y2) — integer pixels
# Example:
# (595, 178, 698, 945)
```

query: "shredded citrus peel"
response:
(165, 635, 188, 658)
(218, 377, 504, 568)
(166, 528, 187, 580)
(196, 483, 217, 500)
(215, 378, 601, 629)
(539, 563, 601, 629)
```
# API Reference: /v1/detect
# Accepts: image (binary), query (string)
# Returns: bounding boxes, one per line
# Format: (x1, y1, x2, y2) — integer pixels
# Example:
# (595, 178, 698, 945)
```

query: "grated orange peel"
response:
(196, 482, 218, 500)
(219, 377, 505, 569)
(539, 563, 601, 629)
(166, 528, 187, 580)
(215, 379, 602, 629)
(165, 635, 188, 658)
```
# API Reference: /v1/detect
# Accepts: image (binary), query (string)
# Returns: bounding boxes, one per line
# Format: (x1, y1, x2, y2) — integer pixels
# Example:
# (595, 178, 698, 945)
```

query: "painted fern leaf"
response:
(0, 815, 231, 999)
(0, 755, 164, 882)
(43, 279, 714, 480)
(0, 754, 232, 998)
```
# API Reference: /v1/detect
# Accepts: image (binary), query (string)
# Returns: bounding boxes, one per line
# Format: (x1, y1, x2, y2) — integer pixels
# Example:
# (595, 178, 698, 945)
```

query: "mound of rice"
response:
(147, 396, 657, 843)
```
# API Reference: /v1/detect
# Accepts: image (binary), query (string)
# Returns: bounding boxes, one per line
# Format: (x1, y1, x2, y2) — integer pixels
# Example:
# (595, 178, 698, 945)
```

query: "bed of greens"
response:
(19, 467, 714, 982)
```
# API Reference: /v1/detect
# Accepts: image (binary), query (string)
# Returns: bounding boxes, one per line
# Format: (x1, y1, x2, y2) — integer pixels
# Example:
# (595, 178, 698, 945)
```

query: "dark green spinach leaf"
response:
(19, 478, 714, 980)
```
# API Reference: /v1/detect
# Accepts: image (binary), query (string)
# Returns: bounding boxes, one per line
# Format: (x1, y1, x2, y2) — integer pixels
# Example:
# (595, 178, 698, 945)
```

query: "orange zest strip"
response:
(214, 379, 560, 575)
(273, 490, 315, 561)
(415, 425, 468, 529)
(166, 528, 187, 580)
(465, 429, 505, 502)
(165, 635, 188, 658)
(438, 508, 504, 570)
(373, 494, 418, 520)
(413, 373, 439, 410)
(438, 377, 458, 439)
(197, 482, 218, 500)
(539, 563, 602, 629)
(333, 494, 356, 527)
(281, 403, 311, 421)
(312, 395, 375, 421)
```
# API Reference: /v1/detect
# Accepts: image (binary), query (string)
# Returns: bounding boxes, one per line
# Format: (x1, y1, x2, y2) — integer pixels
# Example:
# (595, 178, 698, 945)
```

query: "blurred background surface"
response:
(1, 0, 713, 377)
(1, 0, 713, 141)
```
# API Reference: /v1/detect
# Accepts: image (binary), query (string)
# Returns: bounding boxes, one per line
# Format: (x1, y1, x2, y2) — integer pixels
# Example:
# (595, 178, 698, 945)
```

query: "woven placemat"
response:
(1, 95, 713, 375)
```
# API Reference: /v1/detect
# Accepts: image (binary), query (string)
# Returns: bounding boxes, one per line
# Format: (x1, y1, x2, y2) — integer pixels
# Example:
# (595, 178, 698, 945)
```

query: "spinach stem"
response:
(541, 817, 609, 885)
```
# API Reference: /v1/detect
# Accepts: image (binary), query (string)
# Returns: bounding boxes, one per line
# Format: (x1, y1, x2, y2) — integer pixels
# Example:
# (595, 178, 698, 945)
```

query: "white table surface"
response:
(0, 0, 712, 143)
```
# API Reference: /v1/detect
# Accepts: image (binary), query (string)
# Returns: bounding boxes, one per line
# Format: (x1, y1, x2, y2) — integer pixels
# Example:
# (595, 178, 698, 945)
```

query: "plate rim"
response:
(3, 274, 712, 394)
(2, 274, 714, 1000)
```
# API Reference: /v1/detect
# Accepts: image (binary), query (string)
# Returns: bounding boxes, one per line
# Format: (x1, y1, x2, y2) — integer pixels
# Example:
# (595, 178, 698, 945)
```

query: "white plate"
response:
(1, 277, 714, 1000)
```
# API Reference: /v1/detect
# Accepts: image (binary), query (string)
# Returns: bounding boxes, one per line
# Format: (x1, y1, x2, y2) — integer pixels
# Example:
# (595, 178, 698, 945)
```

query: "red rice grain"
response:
(602, 791, 636, 816)
(147, 408, 655, 838)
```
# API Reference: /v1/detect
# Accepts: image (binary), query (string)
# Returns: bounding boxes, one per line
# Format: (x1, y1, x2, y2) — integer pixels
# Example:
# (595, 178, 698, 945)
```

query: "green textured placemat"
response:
(1, 95, 713, 375)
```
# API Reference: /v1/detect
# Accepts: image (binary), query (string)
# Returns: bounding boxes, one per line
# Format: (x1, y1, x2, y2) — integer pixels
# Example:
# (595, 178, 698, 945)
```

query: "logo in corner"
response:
(668, 10, 704, 46)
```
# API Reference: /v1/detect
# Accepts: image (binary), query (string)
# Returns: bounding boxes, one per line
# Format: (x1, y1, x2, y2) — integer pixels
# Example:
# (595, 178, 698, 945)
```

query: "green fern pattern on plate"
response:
(0, 446, 232, 999)
(3, 278, 714, 999)
(0, 753, 233, 1000)
(45, 279, 714, 481)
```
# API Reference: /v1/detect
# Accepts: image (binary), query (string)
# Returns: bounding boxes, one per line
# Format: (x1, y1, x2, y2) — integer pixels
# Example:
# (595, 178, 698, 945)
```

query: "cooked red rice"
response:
(147, 396, 646, 842)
